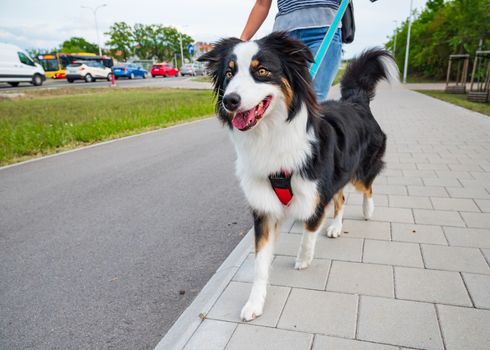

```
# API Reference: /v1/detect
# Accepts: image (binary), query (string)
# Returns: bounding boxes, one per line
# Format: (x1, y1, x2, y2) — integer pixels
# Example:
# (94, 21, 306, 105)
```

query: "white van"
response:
(0, 43, 46, 87)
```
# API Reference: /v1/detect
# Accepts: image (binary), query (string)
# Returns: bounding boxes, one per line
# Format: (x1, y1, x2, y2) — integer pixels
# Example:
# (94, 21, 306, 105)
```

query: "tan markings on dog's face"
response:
(333, 191, 345, 218)
(352, 180, 373, 198)
(228, 60, 235, 70)
(281, 78, 293, 109)
(250, 59, 260, 69)
(255, 215, 269, 252)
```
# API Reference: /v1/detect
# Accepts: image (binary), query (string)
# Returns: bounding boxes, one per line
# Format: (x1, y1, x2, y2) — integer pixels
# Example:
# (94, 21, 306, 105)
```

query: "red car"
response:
(151, 63, 179, 78)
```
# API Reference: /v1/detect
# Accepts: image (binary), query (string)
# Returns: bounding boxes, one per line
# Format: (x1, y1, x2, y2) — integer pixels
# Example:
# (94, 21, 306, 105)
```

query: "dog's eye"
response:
(257, 68, 269, 77)
(225, 71, 233, 79)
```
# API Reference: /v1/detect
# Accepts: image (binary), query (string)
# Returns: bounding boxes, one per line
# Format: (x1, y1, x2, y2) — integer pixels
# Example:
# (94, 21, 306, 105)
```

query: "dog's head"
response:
(197, 32, 319, 132)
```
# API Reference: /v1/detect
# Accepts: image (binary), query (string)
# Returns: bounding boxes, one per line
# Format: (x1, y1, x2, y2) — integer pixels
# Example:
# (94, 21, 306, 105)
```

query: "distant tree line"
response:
(385, 0, 490, 80)
(104, 23, 193, 62)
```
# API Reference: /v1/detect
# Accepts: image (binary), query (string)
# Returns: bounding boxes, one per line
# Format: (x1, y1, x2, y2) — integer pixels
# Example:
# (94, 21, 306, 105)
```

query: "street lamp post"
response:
(393, 20, 398, 58)
(81, 3, 107, 56)
(179, 33, 185, 68)
(402, 0, 414, 84)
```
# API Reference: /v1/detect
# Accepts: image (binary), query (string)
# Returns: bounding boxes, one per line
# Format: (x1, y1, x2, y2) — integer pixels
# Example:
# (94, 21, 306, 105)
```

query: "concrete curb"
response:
(153, 229, 253, 350)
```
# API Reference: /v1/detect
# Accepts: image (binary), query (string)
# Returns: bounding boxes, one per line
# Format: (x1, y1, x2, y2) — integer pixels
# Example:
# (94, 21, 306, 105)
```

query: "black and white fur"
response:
(198, 32, 397, 321)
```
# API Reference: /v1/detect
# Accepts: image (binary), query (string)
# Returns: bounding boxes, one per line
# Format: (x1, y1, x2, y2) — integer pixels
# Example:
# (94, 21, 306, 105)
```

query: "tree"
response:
(386, 0, 490, 80)
(105, 22, 134, 60)
(60, 37, 99, 54)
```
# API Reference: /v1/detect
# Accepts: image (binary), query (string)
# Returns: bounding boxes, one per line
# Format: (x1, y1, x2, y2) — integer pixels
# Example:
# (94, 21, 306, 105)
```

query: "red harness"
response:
(269, 171, 294, 206)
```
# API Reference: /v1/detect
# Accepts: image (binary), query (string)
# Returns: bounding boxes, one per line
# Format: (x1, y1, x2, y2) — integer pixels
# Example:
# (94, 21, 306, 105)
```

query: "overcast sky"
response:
(0, 0, 428, 58)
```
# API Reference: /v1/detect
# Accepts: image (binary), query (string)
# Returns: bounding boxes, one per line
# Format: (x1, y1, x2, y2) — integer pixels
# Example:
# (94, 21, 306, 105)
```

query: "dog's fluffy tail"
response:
(340, 48, 399, 104)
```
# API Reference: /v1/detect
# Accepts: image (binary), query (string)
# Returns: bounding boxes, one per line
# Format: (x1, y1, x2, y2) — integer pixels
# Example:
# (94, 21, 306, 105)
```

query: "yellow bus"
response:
(37, 53, 114, 79)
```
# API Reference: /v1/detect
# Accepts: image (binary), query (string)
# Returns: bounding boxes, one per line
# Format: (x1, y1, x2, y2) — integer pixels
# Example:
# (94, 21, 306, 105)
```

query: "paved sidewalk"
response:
(159, 84, 490, 350)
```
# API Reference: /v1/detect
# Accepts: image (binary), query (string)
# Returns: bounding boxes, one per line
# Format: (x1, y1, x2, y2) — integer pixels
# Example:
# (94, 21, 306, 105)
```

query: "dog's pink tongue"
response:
(232, 109, 255, 130)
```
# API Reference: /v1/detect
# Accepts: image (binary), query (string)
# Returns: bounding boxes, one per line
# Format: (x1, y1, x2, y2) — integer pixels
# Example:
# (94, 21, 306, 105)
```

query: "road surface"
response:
(0, 119, 250, 350)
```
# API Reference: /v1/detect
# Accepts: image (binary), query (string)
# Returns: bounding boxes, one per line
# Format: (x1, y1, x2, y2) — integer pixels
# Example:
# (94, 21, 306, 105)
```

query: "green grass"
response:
(416, 90, 490, 116)
(332, 67, 345, 86)
(0, 88, 215, 165)
(191, 76, 212, 83)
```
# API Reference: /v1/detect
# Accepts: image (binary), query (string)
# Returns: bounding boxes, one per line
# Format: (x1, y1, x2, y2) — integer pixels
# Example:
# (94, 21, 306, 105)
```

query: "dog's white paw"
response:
(240, 300, 264, 321)
(326, 222, 342, 238)
(363, 197, 374, 220)
(294, 256, 313, 270)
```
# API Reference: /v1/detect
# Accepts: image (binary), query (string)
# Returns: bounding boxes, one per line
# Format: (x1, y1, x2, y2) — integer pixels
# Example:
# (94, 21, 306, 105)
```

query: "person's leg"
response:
(289, 27, 342, 102)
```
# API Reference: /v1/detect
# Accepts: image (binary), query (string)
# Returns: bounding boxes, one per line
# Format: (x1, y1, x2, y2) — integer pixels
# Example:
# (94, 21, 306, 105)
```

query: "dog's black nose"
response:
(223, 93, 241, 111)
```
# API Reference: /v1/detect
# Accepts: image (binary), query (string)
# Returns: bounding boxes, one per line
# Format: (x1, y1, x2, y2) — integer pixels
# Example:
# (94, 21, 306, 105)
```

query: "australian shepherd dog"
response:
(198, 32, 398, 321)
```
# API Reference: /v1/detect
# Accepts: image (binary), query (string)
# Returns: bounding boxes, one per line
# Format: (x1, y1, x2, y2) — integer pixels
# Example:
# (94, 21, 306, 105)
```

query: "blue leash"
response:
(309, 0, 350, 80)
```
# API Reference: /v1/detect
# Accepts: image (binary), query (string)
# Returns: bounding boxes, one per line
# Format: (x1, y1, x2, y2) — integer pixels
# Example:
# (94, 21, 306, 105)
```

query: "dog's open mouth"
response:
(232, 96, 272, 131)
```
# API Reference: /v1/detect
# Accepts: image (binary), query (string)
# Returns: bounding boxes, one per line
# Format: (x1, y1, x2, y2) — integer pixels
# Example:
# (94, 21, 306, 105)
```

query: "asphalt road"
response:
(0, 76, 211, 91)
(0, 119, 251, 350)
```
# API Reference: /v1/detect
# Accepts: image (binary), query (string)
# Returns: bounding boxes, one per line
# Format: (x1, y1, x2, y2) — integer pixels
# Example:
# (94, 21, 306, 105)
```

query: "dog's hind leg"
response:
(353, 180, 374, 219)
(241, 212, 278, 321)
(295, 204, 328, 270)
(326, 190, 345, 238)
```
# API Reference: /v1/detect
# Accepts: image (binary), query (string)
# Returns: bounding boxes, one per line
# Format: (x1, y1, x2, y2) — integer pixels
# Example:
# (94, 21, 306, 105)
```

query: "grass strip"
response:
(0, 88, 215, 165)
(416, 90, 489, 116)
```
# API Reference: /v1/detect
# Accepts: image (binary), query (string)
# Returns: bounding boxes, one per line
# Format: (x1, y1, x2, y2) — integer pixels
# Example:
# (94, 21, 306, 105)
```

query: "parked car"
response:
(112, 64, 148, 79)
(0, 42, 46, 87)
(180, 63, 205, 76)
(151, 63, 179, 78)
(66, 61, 112, 83)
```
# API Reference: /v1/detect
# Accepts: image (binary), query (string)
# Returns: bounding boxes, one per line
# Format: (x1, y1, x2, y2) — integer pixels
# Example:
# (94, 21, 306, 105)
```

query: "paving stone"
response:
(471, 171, 490, 181)
(413, 209, 465, 227)
(347, 193, 389, 207)
(327, 261, 393, 297)
(226, 324, 312, 350)
(475, 199, 490, 212)
(312, 335, 398, 350)
(462, 273, 490, 309)
(448, 163, 484, 171)
(315, 237, 364, 262)
(423, 177, 462, 187)
(387, 176, 423, 185)
(446, 186, 490, 199)
(357, 296, 443, 349)
(430, 197, 479, 212)
(344, 205, 414, 223)
(392, 223, 447, 245)
(277, 289, 358, 338)
(233, 253, 255, 283)
(363, 240, 423, 267)
(407, 185, 449, 197)
(421, 245, 490, 274)
(183, 320, 236, 350)
(395, 267, 471, 306)
(436, 170, 474, 180)
(482, 248, 490, 265)
(385, 162, 417, 170)
(270, 256, 330, 290)
(389, 195, 432, 209)
(381, 169, 403, 177)
(341, 219, 391, 240)
(437, 305, 490, 350)
(207, 282, 290, 327)
(443, 227, 490, 249)
(460, 212, 490, 229)
(416, 163, 449, 171)
(371, 184, 408, 195)
(459, 179, 490, 188)
(275, 234, 301, 256)
(289, 220, 304, 234)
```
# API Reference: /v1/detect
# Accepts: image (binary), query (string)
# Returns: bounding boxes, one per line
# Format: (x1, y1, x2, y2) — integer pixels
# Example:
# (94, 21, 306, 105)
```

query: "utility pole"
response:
(393, 20, 398, 58)
(81, 3, 107, 56)
(179, 33, 185, 68)
(403, 0, 414, 84)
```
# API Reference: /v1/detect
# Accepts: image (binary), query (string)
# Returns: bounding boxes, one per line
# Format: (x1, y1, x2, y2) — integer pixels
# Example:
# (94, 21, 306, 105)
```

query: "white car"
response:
(66, 61, 113, 83)
(0, 42, 46, 87)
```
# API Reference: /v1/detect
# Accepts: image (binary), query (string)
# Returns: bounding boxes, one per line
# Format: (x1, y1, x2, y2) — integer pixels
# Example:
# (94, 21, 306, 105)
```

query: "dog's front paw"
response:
(240, 300, 264, 321)
(326, 222, 342, 238)
(294, 256, 313, 270)
(363, 197, 374, 220)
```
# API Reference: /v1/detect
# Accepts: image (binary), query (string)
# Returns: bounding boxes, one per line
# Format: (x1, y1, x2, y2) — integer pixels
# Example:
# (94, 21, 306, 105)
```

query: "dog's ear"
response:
(197, 37, 242, 82)
(259, 32, 314, 68)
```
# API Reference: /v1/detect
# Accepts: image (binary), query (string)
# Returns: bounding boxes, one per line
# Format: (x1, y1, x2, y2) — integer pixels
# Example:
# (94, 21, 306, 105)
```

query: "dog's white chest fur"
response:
(230, 104, 319, 220)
